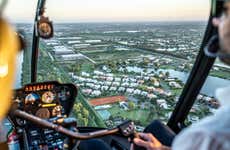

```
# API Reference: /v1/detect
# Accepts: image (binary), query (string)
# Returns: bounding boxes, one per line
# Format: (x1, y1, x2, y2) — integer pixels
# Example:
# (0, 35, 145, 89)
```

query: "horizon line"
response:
(13, 20, 208, 24)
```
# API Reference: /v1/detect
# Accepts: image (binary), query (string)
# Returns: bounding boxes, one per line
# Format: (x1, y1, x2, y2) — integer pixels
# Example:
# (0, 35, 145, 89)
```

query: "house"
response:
(109, 87, 117, 91)
(147, 87, 155, 92)
(147, 94, 157, 99)
(98, 81, 104, 85)
(86, 78, 93, 82)
(165, 78, 176, 82)
(107, 73, 114, 77)
(129, 78, 137, 82)
(119, 102, 129, 110)
(78, 77, 86, 82)
(130, 83, 138, 87)
(82, 72, 90, 77)
(159, 74, 165, 78)
(154, 80, 160, 87)
(165, 92, 172, 97)
(94, 70, 104, 75)
(118, 67, 125, 72)
(53, 46, 74, 55)
(112, 82, 120, 86)
(106, 77, 114, 81)
(114, 77, 121, 82)
(77, 83, 85, 87)
(169, 82, 182, 89)
(92, 90, 101, 96)
(154, 88, 165, 94)
(126, 88, 134, 94)
(157, 99, 168, 109)
(68, 72, 74, 77)
(122, 78, 129, 82)
(92, 80, 98, 84)
(133, 89, 141, 95)
(93, 85, 101, 90)
(82, 89, 92, 95)
(61, 54, 84, 61)
(86, 83, 94, 88)
(102, 66, 108, 71)
(101, 86, 109, 91)
(118, 87, 126, 92)
(92, 76, 98, 79)
(137, 80, 145, 84)
(144, 77, 150, 81)
(105, 81, 112, 86)
(121, 82, 129, 87)
(141, 91, 148, 97)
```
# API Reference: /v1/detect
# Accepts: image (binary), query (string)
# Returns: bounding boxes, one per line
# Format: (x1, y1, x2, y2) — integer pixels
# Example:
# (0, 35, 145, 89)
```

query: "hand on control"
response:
(131, 133, 171, 150)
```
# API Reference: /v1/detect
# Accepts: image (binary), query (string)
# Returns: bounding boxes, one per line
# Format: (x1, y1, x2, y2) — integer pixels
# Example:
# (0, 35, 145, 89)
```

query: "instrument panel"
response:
(12, 81, 77, 123)
(10, 81, 77, 150)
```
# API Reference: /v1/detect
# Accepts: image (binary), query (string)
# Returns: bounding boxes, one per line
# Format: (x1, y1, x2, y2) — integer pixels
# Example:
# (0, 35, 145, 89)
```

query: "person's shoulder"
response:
(190, 107, 230, 131)
(172, 125, 230, 150)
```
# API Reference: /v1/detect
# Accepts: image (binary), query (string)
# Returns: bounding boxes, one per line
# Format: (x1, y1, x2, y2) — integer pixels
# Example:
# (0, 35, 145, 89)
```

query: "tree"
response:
(82, 118, 89, 126)
(128, 102, 135, 110)
(165, 71, 170, 78)
(74, 103, 81, 113)
(82, 108, 89, 118)
(143, 57, 150, 66)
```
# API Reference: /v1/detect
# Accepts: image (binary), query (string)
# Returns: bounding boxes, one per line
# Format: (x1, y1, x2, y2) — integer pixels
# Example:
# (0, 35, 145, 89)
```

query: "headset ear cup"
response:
(0, 18, 19, 121)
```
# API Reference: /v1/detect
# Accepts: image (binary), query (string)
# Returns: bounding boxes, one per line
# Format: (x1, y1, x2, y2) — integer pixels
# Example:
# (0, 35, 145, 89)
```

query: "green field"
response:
(108, 105, 153, 126)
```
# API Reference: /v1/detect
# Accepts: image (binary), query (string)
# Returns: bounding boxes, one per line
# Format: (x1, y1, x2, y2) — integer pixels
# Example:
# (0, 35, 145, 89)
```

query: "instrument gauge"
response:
(52, 105, 63, 117)
(35, 108, 50, 119)
(25, 93, 40, 105)
(42, 91, 55, 104)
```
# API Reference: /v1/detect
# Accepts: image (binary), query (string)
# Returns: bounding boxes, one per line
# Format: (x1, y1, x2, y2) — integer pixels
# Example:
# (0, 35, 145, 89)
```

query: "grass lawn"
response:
(85, 50, 151, 62)
(108, 105, 150, 126)
(81, 63, 95, 72)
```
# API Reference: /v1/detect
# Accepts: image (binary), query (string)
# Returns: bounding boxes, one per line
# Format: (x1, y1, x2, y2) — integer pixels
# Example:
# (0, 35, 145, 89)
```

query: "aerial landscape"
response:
(18, 22, 230, 129)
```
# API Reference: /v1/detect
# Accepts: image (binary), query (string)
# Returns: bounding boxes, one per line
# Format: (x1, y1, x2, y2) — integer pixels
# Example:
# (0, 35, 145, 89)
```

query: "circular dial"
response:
(25, 93, 40, 105)
(35, 108, 50, 119)
(59, 87, 71, 101)
(42, 91, 55, 104)
(52, 105, 63, 117)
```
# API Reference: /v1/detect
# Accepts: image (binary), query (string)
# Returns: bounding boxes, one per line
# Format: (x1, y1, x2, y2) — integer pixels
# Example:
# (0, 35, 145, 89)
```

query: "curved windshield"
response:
(15, 0, 229, 128)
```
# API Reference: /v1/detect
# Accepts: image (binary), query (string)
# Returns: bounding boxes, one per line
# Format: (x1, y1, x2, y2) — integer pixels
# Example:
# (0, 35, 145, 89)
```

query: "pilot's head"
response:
(213, 1, 230, 65)
(0, 18, 20, 121)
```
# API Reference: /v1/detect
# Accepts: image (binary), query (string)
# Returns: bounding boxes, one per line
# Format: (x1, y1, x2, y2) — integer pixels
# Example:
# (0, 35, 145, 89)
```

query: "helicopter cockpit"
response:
(1, 0, 230, 150)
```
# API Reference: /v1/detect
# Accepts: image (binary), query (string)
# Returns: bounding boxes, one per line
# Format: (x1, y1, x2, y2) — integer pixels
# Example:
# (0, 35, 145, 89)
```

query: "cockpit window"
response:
(187, 59, 230, 124)
(4, 0, 37, 88)
(13, 0, 228, 128)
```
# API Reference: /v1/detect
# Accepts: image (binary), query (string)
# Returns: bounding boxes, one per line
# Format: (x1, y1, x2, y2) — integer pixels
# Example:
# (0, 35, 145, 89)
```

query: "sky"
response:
(4, 0, 210, 22)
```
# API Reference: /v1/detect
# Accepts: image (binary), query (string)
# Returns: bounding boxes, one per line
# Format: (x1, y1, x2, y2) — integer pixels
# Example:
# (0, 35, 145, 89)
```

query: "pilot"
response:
(132, 1, 230, 150)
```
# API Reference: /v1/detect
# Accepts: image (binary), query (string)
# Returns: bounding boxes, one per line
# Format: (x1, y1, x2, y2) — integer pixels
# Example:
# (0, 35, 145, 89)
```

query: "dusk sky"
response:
(4, 0, 210, 22)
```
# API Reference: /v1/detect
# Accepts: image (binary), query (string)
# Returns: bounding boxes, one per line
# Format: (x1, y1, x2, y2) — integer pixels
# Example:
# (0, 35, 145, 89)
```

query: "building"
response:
(61, 54, 84, 61)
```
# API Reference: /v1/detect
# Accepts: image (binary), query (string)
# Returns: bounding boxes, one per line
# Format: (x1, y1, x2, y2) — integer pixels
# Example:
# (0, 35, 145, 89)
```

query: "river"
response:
(126, 66, 230, 97)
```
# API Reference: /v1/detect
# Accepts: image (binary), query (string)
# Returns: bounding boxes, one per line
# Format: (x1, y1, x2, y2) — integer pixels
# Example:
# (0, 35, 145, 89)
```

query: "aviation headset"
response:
(0, 0, 22, 121)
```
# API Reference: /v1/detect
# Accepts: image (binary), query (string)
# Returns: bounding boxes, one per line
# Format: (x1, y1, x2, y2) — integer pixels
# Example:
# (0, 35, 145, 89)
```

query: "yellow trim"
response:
(42, 103, 57, 108)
